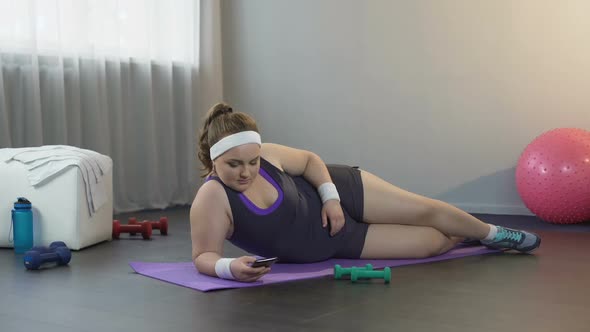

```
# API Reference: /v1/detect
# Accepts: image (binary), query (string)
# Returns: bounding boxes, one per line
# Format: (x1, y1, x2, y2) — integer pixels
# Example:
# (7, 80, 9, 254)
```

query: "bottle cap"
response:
(14, 197, 32, 209)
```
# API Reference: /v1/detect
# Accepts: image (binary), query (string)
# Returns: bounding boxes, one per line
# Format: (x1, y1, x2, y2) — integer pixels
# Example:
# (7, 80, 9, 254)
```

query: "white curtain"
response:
(0, 0, 224, 213)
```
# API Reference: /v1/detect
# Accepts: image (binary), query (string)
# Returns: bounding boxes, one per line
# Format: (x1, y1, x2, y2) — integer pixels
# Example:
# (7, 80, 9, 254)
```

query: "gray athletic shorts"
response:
(327, 164, 369, 259)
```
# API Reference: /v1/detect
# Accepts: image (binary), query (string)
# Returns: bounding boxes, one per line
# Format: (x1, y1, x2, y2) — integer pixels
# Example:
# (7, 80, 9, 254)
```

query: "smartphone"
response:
(250, 257, 278, 268)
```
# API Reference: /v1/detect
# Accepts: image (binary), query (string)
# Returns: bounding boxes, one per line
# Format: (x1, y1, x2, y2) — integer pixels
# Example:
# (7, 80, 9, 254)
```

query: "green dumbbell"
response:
(334, 264, 374, 279)
(350, 267, 391, 284)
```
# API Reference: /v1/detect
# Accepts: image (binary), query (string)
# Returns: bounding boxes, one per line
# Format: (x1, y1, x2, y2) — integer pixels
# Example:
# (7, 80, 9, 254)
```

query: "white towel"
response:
(0, 145, 113, 216)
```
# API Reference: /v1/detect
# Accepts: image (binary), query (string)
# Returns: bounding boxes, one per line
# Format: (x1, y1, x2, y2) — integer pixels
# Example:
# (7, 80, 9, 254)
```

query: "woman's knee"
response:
(415, 198, 444, 225)
(425, 199, 458, 226)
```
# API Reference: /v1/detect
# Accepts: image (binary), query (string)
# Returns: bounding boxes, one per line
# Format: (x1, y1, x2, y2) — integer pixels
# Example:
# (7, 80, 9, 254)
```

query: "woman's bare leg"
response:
(360, 224, 464, 259)
(360, 169, 490, 239)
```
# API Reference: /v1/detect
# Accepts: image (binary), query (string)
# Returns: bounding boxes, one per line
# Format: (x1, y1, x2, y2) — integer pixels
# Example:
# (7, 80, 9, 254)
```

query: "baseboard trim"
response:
(449, 203, 534, 216)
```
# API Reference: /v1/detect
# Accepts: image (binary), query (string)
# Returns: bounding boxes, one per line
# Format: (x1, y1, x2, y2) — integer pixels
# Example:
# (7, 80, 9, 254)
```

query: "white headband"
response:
(210, 131, 262, 160)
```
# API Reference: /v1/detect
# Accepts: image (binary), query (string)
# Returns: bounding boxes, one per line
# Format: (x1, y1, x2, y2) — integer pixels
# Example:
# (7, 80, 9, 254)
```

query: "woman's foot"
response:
(481, 226, 541, 253)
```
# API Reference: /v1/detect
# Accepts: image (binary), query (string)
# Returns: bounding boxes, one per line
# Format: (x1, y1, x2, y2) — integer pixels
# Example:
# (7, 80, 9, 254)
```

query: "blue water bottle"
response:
(11, 197, 34, 254)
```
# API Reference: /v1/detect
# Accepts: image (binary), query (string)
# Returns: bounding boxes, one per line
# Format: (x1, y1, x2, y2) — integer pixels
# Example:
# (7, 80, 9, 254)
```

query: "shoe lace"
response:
(499, 228, 522, 242)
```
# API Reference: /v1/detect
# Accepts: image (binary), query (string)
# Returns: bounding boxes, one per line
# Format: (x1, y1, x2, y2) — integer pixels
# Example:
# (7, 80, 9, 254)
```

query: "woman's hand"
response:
(321, 200, 345, 236)
(230, 256, 271, 282)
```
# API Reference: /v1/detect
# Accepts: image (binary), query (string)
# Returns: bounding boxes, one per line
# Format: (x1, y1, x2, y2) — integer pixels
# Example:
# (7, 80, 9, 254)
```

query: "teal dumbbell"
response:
(334, 264, 373, 279)
(351, 267, 391, 284)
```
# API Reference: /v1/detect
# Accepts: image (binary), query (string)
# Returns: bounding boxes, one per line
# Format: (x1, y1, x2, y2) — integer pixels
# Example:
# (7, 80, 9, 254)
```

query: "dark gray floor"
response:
(1, 207, 589, 332)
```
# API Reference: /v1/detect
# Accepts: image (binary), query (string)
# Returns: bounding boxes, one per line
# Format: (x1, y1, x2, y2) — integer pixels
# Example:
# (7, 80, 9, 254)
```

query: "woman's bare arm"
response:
(190, 180, 231, 277)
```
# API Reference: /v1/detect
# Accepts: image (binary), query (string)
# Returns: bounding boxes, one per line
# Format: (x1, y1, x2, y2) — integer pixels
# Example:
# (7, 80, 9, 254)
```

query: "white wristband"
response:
(215, 258, 236, 280)
(318, 182, 340, 204)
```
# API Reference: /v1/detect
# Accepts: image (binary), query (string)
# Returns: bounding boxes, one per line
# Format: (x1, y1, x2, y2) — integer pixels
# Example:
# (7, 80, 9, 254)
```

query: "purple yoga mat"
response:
(129, 245, 501, 292)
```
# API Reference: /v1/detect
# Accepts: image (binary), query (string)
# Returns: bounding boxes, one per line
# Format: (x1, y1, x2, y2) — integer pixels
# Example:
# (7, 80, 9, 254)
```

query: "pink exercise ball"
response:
(515, 128, 590, 224)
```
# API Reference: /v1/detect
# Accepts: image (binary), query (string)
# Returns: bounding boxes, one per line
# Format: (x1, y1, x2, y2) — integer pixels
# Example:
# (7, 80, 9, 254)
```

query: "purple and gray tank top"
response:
(207, 158, 368, 263)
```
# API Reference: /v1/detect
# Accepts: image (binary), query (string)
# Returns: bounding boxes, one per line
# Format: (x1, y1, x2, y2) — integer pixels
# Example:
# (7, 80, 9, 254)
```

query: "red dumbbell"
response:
(129, 217, 168, 235)
(112, 220, 152, 239)
(127, 217, 140, 235)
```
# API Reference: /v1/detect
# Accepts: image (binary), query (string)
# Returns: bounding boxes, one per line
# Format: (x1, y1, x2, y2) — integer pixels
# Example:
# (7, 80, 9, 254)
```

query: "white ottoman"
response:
(0, 161, 113, 250)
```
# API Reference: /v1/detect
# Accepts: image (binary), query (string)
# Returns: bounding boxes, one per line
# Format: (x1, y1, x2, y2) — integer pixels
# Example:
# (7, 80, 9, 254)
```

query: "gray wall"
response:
(220, 0, 590, 215)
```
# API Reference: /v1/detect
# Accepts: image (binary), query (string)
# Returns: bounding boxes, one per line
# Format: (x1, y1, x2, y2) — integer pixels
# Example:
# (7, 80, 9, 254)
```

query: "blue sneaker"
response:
(481, 226, 541, 253)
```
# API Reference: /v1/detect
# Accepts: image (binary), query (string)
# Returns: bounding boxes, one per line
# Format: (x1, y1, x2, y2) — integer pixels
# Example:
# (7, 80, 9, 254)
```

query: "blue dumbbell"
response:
(29, 241, 68, 254)
(24, 242, 71, 270)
